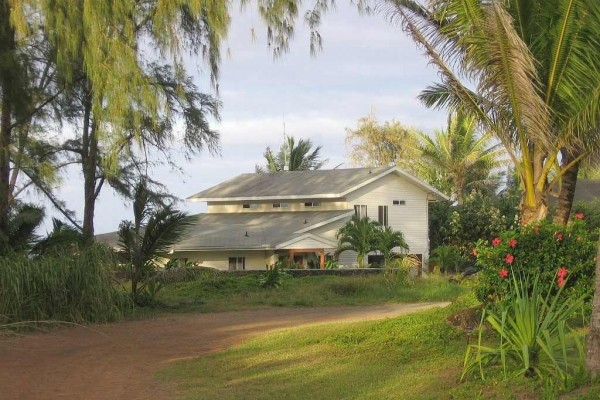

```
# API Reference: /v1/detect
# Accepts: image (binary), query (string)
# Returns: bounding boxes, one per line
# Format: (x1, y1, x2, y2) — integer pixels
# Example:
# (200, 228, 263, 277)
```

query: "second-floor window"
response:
(304, 202, 321, 207)
(242, 203, 258, 209)
(272, 203, 289, 208)
(354, 204, 367, 218)
(378, 205, 389, 227)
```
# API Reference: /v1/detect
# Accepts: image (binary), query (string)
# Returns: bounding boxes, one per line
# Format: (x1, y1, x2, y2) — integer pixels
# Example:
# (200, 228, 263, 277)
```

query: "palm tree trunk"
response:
(520, 150, 549, 224)
(553, 150, 579, 225)
(586, 240, 600, 377)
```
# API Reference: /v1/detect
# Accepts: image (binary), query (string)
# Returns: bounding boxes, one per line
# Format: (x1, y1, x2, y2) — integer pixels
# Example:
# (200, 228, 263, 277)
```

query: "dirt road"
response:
(0, 302, 449, 400)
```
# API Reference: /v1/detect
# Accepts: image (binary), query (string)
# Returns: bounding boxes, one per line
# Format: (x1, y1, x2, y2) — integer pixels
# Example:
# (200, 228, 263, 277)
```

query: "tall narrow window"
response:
(354, 205, 367, 218)
(228, 257, 246, 271)
(378, 205, 388, 227)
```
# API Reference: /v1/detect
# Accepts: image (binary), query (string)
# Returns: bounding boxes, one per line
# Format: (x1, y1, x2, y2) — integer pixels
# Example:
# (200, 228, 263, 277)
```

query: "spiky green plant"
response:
(462, 272, 585, 383)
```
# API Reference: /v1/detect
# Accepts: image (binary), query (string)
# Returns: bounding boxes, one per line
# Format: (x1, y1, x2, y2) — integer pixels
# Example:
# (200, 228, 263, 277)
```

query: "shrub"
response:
(0, 246, 126, 324)
(258, 266, 289, 288)
(463, 273, 586, 384)
(383, 256, 418, 287)
(473, 219, 596, 305)
(326, 280, 366, 296)
(571, 200, 600, 236)
(430, 245, 465, 273)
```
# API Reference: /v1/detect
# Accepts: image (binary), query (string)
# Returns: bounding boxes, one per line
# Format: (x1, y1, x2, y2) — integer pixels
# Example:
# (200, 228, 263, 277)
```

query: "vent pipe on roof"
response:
(245, 231, 249, 237)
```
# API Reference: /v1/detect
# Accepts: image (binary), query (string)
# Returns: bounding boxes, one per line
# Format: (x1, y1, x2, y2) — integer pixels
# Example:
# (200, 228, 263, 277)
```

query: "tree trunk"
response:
(586, 240, 600, 377)
(553, 150, 580, 225)
(0, 0, 15, 235)
(81, 92, 98, 242)
(520, 149, 549, 225)
(520, 197, 548, 225)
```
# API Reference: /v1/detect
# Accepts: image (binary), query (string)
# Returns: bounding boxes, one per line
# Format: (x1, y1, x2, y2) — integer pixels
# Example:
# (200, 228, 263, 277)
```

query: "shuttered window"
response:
(378, 205, 388, 227)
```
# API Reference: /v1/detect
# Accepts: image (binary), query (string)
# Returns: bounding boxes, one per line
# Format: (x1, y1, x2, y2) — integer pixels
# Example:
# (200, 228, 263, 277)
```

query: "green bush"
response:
(571, 200, 600, 236)
(430, 245, 466, 273)
(473, 219, 596, 304)
(463, 273, 586, 384)
(258, 266, 289, 289)
(0, 246, 127, 324)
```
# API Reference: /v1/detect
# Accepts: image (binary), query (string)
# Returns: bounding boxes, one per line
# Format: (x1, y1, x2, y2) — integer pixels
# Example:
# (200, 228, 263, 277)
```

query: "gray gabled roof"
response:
(187, 166, 448, 202)
(173, 210, 352, 251)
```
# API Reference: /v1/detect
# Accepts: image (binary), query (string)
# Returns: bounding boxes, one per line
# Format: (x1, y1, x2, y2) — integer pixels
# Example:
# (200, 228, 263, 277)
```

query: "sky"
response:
(29, 2, 448, 234)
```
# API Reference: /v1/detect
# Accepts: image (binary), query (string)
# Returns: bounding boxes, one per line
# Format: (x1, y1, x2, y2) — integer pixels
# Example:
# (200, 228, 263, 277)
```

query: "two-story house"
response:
(171, 166, 447, 270)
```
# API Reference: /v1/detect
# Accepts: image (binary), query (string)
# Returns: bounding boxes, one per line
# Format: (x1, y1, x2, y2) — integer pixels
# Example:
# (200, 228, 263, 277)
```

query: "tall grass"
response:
(0, 246, 127, 324)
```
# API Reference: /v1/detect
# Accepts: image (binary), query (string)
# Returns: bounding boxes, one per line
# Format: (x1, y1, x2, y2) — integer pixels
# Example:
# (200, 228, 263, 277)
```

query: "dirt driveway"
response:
(0, 302, 449, 400)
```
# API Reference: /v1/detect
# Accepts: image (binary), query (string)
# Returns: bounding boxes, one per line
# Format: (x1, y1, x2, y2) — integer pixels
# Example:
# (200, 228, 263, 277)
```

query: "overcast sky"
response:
(29, 2, 448, 234)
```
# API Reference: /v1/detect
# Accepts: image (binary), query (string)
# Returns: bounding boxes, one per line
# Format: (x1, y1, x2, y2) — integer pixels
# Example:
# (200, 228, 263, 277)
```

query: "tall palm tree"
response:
(418, 112, 505, 204)
(335, 215, 380, 268)
(256, 135, 326, 172)
(386, 0, 600, 224)
(117, 180, 194, 304)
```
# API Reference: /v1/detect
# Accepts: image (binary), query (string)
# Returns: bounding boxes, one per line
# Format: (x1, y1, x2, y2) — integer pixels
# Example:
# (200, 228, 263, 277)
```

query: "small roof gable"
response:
(188, 166, 448, 202)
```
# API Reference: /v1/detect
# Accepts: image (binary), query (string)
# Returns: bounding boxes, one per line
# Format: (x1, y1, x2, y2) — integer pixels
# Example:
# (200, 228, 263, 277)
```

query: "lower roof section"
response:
(173, 210, 352, 251)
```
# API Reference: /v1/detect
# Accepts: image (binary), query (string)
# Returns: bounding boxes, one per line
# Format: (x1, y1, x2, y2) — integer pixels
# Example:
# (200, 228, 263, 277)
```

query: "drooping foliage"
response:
(256, 135, 327, 172)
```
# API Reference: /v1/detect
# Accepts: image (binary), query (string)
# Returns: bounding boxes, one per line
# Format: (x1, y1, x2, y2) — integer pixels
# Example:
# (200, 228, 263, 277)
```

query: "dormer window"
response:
(304, 202, 321, 207)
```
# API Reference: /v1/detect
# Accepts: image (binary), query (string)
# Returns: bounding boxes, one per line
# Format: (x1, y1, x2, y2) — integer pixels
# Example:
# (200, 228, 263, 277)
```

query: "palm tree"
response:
(256, 135, 326, 172)
(375, 226, 409, 265)
(418, 112, 505, 204)
(32, 218, 85, 256)
(0, 203, 44, 255)
(386, 0, 600, 377)
(117, 180, 194, 304)
(588, 242, 600, 376)
(387, 0, 600, 224)
(335, 215, 380, 268)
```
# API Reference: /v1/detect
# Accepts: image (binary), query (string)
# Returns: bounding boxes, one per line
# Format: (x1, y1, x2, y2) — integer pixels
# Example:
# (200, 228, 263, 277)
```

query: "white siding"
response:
(345, 173, 430, 257)
(208, 200, 347, 213)
(173, 250, 273, 271)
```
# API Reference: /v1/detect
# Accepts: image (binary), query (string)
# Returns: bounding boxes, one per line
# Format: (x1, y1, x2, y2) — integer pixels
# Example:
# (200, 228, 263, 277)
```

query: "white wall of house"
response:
(173, 250, 274, 271)
(346, 172, 429, 255)
(207, 199, 348, 213)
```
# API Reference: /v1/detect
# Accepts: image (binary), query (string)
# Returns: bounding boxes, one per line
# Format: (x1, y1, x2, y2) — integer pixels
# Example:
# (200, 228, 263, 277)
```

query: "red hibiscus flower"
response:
(575, 212, 585, 220)
(492, 237, 502, 247)
(472, 248, 478, 257)
(557, 276, 566, 288)
(555, 232, 564, 241)
(508, 239, 517, 248)
(504, 254, 515, 264)
(498, 269, 509, 279)
(557, 267, 568, 279)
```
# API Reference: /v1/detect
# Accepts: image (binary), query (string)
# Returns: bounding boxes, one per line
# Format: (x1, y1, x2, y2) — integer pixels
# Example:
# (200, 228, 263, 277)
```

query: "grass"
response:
(157, 294, 556, 400)
(0, 246, 126, 325)
(155, 273, 465, 313)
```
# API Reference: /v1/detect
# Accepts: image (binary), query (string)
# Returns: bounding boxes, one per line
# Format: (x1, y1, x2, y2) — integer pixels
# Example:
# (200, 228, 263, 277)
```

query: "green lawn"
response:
(155, 273, 465, 312)
(157, 293, 599, 400)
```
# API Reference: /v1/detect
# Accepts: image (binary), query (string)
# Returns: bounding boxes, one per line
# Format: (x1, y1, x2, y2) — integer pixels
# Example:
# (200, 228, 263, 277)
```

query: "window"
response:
(272, 203, 289, 208)
(354, 204, 367, 218)
(378, 205, 389, 227)
(228, 257, 246, 271)
(393, 200, 406, 206)
(304, 201, 321, 207)
(242, 203, 258, 209)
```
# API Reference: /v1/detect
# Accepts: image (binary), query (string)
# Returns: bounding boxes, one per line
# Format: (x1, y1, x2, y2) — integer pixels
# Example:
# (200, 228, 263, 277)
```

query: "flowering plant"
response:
(472, 219, 595, 304)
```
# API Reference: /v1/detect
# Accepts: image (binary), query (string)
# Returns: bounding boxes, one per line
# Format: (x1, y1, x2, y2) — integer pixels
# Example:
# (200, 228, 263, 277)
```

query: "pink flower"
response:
(504, 254, 515, 264)
(555, 232, 564, 241)
(557, 267, 568, 279)
(472, 248, 478, 257)
(498, 269, 509, 279)
(508, 239, 517, 248)
(575, 213, 585, 220)
(492, 237, 502, 247)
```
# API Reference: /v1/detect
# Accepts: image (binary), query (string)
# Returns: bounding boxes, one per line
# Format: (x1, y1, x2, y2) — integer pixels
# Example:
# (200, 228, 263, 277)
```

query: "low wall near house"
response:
(228, 268, 385, 277)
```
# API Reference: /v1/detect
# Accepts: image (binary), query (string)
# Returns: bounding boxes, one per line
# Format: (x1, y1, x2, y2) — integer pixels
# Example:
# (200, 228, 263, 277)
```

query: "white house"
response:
(168, 166, 448, 270)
